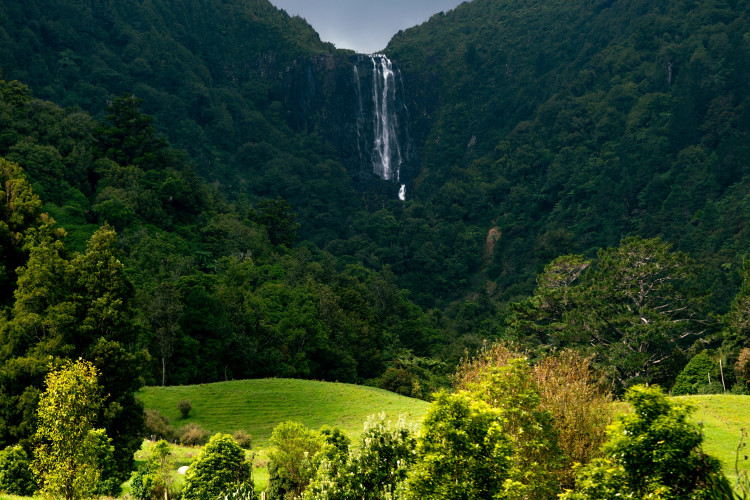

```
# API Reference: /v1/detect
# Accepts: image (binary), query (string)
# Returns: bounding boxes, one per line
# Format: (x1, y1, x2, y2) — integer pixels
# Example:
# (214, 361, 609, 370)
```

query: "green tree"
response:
(131, 440, 175, 500)
(561, 385, 733, 499)
(507, 237, 710, 390)
(182, 434, 251, 500)
(267, 422, 323, 500)
(303, 416, 416, 500)
(672, 351, 723, 395)
(407, 391, 514, 499)
(248, 197, 299, 248)
(31, 360, 111, 500)
(0, 445, 36, 496)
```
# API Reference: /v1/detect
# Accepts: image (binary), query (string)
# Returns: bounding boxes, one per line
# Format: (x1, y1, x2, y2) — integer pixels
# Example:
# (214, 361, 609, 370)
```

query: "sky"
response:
(269, 0, 466, 54)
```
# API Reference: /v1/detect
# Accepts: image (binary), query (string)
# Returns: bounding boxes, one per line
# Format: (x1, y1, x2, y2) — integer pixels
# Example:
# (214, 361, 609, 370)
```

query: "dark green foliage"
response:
(506, 236, 711, 391)
(672, 351, 723, 396)
(0, 445, 36, 496)
(182, 434, 251, 500)
(561, 385, 733, 499)
(178, 400, 192, 420)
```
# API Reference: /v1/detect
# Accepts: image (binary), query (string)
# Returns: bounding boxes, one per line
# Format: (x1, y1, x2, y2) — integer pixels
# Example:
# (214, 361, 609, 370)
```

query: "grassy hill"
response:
(679, 394, 750, 481)
(136, 378, 430, 449)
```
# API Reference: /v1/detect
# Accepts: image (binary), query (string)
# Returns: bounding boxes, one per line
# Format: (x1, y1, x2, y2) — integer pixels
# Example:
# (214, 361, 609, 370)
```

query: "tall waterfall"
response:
(353, 54, 410, 196)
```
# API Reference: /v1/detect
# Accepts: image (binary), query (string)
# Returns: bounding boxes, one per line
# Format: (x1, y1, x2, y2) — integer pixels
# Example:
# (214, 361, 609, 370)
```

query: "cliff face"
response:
(285, 53, 418, 198)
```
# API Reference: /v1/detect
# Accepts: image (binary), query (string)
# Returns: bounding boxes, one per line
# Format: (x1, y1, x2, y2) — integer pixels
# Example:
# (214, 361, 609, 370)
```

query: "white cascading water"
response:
(353, 54, 408, 199)
(371, 54, 402, 183)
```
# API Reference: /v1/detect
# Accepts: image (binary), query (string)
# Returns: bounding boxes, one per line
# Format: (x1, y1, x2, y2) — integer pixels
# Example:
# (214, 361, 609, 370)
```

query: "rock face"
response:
(285, 53, 417, 198)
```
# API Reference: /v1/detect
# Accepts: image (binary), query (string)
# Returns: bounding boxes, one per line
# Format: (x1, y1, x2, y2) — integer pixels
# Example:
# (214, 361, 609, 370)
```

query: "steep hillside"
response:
(386, 0, 750, 303)
(0, 0, 362, 241)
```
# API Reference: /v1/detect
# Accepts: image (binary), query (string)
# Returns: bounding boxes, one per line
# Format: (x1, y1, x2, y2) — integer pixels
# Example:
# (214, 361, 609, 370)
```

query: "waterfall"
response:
(353, 55, 406, 185)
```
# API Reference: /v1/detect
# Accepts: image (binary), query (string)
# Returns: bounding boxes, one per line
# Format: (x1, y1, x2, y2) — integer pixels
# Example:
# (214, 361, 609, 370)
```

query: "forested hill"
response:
(386, 0, 750, 304)
(0, 0, 365, 242)
(2, 0, 750, 314)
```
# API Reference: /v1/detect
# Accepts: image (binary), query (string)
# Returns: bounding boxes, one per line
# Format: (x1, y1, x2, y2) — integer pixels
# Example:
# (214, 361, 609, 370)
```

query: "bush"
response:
(232, 431, 252, 450)
(0, 445, 36, 496)
(130, 440, 175, 500)
(182, 434, 250, 500)
(179, 423, 210, 446)
(672, 351, 722, 395)
(267, 422, 323, 499)
(178, 400, 192, 419)
(455, 345, 613, 490)
(560, 385, 733, 499)
(144, 409, 176, 441)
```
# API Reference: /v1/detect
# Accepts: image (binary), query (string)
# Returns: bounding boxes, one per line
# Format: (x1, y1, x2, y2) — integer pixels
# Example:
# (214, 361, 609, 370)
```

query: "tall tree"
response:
(31, 360, 111, 500)
(507, 237, 711, 390)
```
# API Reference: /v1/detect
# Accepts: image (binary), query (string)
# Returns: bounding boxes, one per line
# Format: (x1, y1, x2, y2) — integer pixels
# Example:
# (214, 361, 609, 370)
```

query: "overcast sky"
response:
(269, 0, 466, 54)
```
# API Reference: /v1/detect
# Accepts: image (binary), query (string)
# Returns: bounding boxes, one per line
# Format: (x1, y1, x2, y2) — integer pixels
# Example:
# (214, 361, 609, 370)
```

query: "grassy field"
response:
(677, 394, 750, 481)
(137, 378, 430, 492)
(137, 378, 430, 449)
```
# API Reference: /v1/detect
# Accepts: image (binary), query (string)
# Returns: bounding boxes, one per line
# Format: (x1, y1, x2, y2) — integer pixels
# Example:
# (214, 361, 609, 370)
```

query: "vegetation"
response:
(31, 360, 117, 500)
(1, 0, 750, 496)
(136, 379, 430, 448)
(560, 385, 733, 499)
(182, 434, 251, 500)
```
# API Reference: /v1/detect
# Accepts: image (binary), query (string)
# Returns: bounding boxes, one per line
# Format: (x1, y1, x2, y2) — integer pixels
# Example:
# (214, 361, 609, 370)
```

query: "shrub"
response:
(673, 351, 722, 395)
(455, 345, 613, 490)
(267, 422, 323, 499)
(179, 423, 210, 446)
(232, 431, 252, 450)
(560, 385, 733, 499)
(130, 440, 175, 500)
(177, 400, 192, 419)
(144, 409, 176, 441)
(303, 416, 416, 500)
(0, 445, 36, 496)
(182, 434, 250, 500)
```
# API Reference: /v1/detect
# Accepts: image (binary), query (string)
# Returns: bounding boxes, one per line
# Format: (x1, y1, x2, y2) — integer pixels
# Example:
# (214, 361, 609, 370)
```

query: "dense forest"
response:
(2, 0, 750, 495)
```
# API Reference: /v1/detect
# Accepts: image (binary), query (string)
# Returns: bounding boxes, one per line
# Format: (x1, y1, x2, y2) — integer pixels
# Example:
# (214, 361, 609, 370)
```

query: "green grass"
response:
(676, 394, 750, 481)
(137, 378, 430, 449)
(137, 378, 429, 494)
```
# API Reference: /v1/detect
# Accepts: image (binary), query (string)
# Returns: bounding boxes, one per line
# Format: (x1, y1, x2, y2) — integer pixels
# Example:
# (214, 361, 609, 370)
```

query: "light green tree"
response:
(31, 359, 111, 500)
(267, 422, 323, 500)
(407, 391, 513, 499)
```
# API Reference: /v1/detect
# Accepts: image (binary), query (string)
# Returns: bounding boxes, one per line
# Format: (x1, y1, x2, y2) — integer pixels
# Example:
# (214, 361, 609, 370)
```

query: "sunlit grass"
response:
(137, 378, 430, 493)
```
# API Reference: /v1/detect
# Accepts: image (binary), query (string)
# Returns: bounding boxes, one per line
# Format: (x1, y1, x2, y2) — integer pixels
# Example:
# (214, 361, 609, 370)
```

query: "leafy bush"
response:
(130, 440, 175, 500)
(178, 400, 192, 419)
(144, 409, 176, 441)
(407, 392, 513, 499)
(232, 431, 252, 450)
(560, 385, 733, 499)
(267, 422, 323, 499)
(0, 445, 36, 496)
(303, 416, 416, 500)
(182, 434, 250, 500)
(672, 351, 722, 395)
(179, 423, 210, 446)
(84, 429, 121, 497)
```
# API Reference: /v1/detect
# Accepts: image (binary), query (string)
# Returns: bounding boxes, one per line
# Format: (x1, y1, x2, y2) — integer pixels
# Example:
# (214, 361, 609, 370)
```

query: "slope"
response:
(137, 378, 430, 448)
